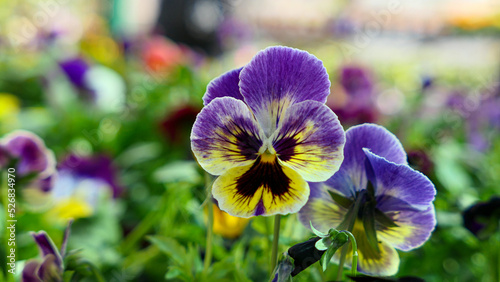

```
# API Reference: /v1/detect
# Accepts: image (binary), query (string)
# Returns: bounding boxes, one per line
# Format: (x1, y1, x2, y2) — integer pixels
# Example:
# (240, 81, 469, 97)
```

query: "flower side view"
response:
(298, 124, 436, 276)
(191, 46, 346, 217)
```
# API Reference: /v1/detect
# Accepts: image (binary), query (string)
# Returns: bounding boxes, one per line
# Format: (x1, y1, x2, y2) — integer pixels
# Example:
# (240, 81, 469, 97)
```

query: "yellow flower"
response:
(208, 203, 251, 239)
(0, 93, 20, 120)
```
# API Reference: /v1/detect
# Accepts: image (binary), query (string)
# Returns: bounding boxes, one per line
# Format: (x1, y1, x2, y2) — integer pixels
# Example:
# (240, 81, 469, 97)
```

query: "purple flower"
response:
(191, 46, 346, 217)
(57, 154, 122, 198)
(59, 57, 90, 89)
(463, 196, 500, 240)
(298, 124, 436, 276)
(330, 66, 378, 125)
(22, 221, 72, 282)
(0, 130, 56, 179)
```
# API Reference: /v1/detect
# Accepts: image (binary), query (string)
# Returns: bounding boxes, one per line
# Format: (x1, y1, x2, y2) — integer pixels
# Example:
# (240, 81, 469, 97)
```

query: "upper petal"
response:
(273, 101, 345, 182)
(325, 124, 407, 197)
(191, 97, 265, 175)
(31, 231, 63, 268)
(364, 149, 436, 210)
(239, 46, 331, 135)
(203, 67, 244, 106)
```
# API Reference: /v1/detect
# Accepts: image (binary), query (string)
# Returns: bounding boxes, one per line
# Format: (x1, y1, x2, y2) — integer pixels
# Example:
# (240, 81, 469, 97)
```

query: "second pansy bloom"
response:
(191, 46, 346, 218)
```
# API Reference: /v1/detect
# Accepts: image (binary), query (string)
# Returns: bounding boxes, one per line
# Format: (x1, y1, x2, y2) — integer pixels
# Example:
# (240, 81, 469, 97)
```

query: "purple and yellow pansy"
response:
(298, 124, 436, 276)
(191, 46, 346, 218)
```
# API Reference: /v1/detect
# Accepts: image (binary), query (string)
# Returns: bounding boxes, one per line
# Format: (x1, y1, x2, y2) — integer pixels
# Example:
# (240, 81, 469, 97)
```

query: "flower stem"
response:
(336, 191, 364, 281)
(270, 214, 281, 274)
(342, 230, 358, 277)
(203, 200, 214, 272)
(203, 172, 214, 273)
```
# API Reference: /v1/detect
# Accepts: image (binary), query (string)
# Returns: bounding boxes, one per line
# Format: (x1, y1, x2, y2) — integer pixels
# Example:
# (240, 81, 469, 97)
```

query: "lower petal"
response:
(376, 204, 436, 251)
(336, 220, 400, 276)
(298, 184, 348, 233)
(212, 156, 309, 217)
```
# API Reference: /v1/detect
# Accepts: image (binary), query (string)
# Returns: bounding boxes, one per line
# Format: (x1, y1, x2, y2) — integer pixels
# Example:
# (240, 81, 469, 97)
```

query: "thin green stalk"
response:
(342, 230, 358, 277)
(203, 199, 214, 272)
(120, 191, 169, 254)
(270, 215, 281, 274)
(336, 192, 363, 281)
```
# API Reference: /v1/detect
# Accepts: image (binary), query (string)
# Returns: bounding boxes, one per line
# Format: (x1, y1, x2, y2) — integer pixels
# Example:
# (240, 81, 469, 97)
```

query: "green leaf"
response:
(320, 232, 348, 272)
(310, 221, 327, 237)
(328, 190, 354, 209)
(148, 236, 187, 265)
(165, 266, 182, 279)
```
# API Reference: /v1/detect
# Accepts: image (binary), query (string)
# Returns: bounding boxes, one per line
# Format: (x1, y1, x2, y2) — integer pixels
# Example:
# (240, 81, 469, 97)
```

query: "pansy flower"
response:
(22, 221, 73, 282)
(47, 154, 122, 221)
(191, 46, 345, 217)
(299, 124, 436, 276)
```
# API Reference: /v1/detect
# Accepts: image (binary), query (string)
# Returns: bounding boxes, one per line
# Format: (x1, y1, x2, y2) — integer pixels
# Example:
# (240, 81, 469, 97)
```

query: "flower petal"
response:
(338, 219, 400, 276)
(298, 183, 348, 233)
(212, 155, 309, 217)
(31, 231, 63, 268)
(363, 149, 436, 251)
(325, 124, 407, 197)
(191, 97, 265, 175)
(272, 101, 345, 182)
(1, 130, 56, 177)
(239, 46, 331, 135)
(377, 204, 436, 251)
(364, 149, 436, 210)
(203, 67, 244, 106)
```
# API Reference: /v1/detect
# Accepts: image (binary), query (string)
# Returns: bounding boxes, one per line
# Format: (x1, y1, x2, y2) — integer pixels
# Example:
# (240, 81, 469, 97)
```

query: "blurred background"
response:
(1, 0, 500, 281)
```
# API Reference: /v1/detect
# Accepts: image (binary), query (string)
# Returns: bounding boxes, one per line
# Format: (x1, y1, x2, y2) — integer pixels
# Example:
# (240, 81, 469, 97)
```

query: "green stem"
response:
(342, 231, 358, 277)
(270, 215, 281, 274)
(203, 200, 214, 272)
(336, 192, 364, 281)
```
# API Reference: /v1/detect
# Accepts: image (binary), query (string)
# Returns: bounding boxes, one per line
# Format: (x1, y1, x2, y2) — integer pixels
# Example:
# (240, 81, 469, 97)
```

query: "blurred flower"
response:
(141, 36, 185, 74)
(59, 57, 91, 90)
(329, 66, 378, 125)
(466, 93, 500, 151)
(208, 201, 251, 239)
(407, 149, 434, 176)
(57, 57, 125, 113)
(271, 252, 295, 282)
(22, 221, 72, 282)
(47, 154, 122, 221)
(159, 105, 200, 145)
(463, 196, 500, 240)
(299, 124, 436, 276)
(191, 46, 345, 217)
(0, 93, 20, 120)
(0, 130, 56, 180)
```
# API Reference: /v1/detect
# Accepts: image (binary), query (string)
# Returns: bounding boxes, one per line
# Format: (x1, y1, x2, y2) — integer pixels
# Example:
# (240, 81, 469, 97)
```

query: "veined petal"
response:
(239, 46, 331, 135)
(377, 204, 436, 251)
(337, 219, 400, 276)
(273, 101, 345, 182)
(191, 97, 265, 175)
(212, 155, 309, 217)
(326, 124, 407, 197)
(298, 183, 348, 233)
(203, 67, 244, 106)
(31, 232, 63, 268)
(364, 149, 436, 210)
